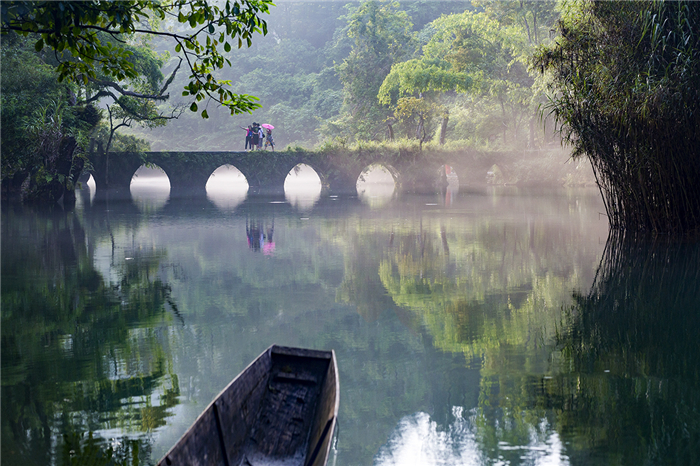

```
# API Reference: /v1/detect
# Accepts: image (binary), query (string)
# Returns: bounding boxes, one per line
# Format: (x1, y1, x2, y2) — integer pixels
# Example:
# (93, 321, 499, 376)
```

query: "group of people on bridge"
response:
(241, 122, 274, 151)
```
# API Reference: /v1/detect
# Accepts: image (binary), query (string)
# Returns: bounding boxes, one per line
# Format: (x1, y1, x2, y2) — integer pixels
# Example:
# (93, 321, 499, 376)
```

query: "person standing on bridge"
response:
(257, 125, 265, 150)
(261, 124, 275, 151)
(240, 125, 253, 150)
(250, 122, 260, 150)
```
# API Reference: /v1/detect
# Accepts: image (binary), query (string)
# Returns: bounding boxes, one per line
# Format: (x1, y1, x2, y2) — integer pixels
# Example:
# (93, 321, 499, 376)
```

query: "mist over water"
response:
(284, 164, 322, 211)
(357, 165, 397, 207)
(206, 165, 249, 211)
(130, 165, 171, 212)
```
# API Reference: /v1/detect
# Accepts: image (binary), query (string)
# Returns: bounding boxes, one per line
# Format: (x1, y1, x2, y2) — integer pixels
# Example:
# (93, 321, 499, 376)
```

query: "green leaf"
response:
(34, 38, 44, 52)
(190, 102, 198, 112)
(201, 109, 209, 118)
(224, 42, 231, 52)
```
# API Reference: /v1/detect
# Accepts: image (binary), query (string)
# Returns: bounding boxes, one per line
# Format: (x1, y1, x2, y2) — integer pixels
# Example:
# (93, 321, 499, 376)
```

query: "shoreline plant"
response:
(534, 0, 700, 237)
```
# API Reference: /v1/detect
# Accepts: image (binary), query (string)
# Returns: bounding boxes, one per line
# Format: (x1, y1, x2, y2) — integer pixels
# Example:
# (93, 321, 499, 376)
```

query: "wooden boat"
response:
(158, 345, 339, 466)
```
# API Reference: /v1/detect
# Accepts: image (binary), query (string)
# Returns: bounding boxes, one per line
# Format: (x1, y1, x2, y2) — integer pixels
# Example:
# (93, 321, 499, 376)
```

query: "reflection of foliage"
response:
(371, 215, 603, 464)
(62, 430, 144, 466)
(547, 235, 700, 463)
(378, 222, 590, 363)
(461, 234, 700, 465)
(1, 209, 179, 466)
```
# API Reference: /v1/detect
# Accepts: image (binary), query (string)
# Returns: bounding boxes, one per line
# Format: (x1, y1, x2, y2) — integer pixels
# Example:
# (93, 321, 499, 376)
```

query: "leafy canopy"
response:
(377, 58, 472, 105)
(1, 0, 273, 118)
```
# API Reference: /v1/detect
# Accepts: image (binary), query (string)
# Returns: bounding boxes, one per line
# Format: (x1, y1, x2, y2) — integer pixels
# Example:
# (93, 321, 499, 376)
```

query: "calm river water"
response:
(3, 183, 699, 466)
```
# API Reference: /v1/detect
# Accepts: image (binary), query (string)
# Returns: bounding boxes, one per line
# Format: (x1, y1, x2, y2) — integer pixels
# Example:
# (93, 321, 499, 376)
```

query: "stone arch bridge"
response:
(90, 149, 518, 195)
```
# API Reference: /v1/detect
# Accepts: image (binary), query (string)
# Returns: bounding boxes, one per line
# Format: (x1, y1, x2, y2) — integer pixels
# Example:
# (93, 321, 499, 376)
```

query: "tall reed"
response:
(534, 1, 700, 237)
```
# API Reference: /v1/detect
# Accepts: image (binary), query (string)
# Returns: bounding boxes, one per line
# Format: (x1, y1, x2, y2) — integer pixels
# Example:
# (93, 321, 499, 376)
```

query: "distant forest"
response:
(125, 1, 558, 151)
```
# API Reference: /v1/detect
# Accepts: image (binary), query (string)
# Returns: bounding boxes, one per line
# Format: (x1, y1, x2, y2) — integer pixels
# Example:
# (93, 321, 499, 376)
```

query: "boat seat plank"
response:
(244, 354, 329, 462)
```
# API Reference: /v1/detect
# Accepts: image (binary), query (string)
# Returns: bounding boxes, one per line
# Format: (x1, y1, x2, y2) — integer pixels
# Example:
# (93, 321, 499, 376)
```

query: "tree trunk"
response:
(439, 115, 449, 145)
(499, 98, 507, 143)
(533, 11, 538, 44)
(520, 1, 532, 45)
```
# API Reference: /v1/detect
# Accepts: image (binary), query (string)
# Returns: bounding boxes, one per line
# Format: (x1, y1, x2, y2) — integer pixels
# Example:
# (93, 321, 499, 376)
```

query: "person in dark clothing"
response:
(240, 125, 253, 150)
(250, 122, 260, 150)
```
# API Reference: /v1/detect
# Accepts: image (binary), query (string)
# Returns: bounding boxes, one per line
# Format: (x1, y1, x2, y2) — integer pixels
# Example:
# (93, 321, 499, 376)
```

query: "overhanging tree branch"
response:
(1, 0, 272, 118)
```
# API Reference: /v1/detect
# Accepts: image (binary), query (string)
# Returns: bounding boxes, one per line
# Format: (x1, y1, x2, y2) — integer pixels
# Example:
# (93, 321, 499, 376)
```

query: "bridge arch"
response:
(357, 163, 400, 186)
(130, 164, 171, 212)
(205, 164, 249, 191)
(284, 163, 322, 211)
(356, 163, 399, 206)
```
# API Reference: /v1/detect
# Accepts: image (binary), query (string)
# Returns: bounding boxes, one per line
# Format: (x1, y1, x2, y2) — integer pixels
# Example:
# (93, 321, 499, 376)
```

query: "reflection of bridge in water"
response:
(90, 149, 515, 196)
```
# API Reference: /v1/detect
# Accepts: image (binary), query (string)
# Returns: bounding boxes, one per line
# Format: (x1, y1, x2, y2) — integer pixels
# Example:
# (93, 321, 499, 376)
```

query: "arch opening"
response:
(75, 174, 96, 209)
(206, 164, 249, 211)
(487, 164, 505, 185)
(439, 164, 459, 188)
(357, 164, 397, 207)
(439, 164, 459, 206)
(130, 165, 170, 212)
(284, 163, 321, 211)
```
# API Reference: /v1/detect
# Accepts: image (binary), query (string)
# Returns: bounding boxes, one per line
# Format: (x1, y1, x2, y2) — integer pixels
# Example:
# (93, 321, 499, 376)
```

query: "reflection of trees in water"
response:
(377, 220, 594, 362)
(369, 219, 613, 464)
(455, 234, 700, 465)
(547, 234, 700, 464)
(1, 209, 180, 466)
(331, 217, 601, 464)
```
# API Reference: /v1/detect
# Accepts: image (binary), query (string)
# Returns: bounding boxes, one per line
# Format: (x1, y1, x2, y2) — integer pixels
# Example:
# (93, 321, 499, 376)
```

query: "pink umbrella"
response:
(261, 123, 274, 130)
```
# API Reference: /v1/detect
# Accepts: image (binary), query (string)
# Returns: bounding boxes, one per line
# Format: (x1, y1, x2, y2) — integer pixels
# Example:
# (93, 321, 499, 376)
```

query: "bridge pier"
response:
(246, 177, 287, 195)
(321, 171, 359, 196)
(90, 151, 143, 191)
(166, 170, 211, 197)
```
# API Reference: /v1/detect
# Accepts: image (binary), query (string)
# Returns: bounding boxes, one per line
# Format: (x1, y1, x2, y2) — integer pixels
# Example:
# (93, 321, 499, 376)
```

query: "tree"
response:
(377, 58, 472, 144)
(1, 30, 179, 198)
(534, 0, 700, 236)
(430, 11, 534, 144)
(0, 36, 76, 196)
(1, 0, 273, 118)
(377, 6, 558, 147)
(473, 0, 558, 46)
(333, 1, 417, 141)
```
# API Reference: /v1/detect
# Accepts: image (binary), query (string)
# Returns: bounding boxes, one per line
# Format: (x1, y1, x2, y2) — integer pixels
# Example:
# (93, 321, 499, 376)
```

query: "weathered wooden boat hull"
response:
(158, 345, 339, 466)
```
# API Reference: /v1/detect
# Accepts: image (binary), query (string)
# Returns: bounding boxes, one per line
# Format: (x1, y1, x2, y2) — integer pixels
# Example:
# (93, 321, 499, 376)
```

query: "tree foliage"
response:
(1, 0, 273, 118)
(1, 37, 74, 185)
(377, 58, 472, 104)
(333, 1, 417, 140)
(376, 5, 558, 146)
